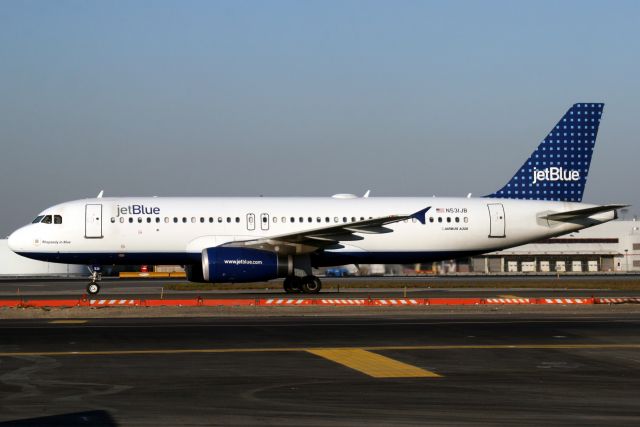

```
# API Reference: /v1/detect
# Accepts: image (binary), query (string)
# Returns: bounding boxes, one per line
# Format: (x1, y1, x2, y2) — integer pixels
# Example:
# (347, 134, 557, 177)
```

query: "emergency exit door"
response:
(260, 213, 270, 231)
(487, 203, 506, 238)
(85, 204, 103, 238)
(246, 213, 255, 231)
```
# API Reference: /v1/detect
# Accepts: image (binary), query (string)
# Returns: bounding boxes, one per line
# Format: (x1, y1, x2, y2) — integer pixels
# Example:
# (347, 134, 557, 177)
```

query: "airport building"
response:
(0, 239, 85, 277)
(465, 220, 640, 274)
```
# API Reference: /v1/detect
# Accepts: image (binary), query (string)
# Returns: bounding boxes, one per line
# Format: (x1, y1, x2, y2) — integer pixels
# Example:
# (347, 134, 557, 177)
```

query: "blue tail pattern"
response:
(487, 103, 604, 202)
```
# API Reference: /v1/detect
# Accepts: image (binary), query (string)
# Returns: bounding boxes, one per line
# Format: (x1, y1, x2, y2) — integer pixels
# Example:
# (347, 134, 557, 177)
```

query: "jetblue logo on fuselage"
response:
(116, 204, 160, 216)
(532, 167, 580, 185)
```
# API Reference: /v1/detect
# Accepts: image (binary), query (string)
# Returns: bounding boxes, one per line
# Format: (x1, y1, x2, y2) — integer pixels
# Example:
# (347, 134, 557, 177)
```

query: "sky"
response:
(1, 0, 639, 237)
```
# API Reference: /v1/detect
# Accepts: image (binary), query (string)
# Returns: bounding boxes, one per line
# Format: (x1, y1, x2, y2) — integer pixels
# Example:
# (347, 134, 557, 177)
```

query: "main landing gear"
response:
(283, 276, 322, 294)
(86, 266, 102, 295)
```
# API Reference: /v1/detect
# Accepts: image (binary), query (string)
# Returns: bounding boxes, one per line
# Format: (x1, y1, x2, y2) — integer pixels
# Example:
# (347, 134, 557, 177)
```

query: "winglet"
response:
(97, 190, 104, 199)
(410, 207, 431, 225)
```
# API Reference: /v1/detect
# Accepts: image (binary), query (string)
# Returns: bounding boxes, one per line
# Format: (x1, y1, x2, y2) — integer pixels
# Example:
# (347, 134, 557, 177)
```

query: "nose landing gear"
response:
(86, 266, 102, 295)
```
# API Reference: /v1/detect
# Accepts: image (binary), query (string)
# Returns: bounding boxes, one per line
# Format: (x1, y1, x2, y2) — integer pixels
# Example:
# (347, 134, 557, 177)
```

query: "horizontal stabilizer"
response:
(542, 204, 628, 222)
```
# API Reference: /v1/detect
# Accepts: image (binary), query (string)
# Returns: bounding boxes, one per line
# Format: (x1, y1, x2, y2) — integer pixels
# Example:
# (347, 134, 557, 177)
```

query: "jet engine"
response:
(193, 247, 292, 283)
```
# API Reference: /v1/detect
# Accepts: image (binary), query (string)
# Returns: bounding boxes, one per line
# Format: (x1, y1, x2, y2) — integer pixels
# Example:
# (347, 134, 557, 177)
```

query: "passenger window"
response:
(291, 217, 295, 223)
(32, 215, 44, 224)
(218, 217, 223, 223)
(446, 217, 451, 223)
(325, 217, 330, 223)
(173, 217, 178, 223)
(42, 215, 52, 224)
(282, 217, 286, 223)
(156, 217, 160, 223)
(191, 217, 196, 223)
(464, 217, 469, 223)
(54, 215, 62, 224)
(273, 217, 278, 223)
(316, 217, 321, 223)
(235, 217, 240, 223)
(351, 217, 356, 222)
(146, 217, 151, 223)
(129, 218, 134, 223)
(120, 217, 125, 223)
(343, 217, 347, 223)
(455, 217, 460, 223)
(209, 217, 214, 223)
(182, 217, 187, 223)
(200, 217, 205, 223)
(111, 217, 116, 223)
(308, 217, 312, 223)
(227, 217, 231, 223)
(360, 217, 365, 221)
(164, 217, 169, 223)
(438, 217, 442, 223)
(334, 217, 339, 223)
(138, 217, 143, 223)
(429, 217, 434, 223)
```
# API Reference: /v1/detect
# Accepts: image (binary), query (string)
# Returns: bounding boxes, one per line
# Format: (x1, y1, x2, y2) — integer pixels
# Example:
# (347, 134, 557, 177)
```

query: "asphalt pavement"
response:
(2, 312, 640, 425)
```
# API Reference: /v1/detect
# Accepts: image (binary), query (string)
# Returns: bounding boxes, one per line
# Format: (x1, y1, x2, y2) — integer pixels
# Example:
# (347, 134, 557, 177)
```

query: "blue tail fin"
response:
(487, 103, 604, 202)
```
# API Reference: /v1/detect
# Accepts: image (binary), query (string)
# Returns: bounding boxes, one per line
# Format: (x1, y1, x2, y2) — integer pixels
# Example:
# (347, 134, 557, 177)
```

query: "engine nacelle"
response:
(201, 247, 292, 283)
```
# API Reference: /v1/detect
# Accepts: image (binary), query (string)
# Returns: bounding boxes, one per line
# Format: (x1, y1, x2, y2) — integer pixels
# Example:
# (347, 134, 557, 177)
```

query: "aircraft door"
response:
(487, 203, 506, 238)
(85, 204, 103, 238)
(260, 213, 270, 231)
(247, 213, 255, 231)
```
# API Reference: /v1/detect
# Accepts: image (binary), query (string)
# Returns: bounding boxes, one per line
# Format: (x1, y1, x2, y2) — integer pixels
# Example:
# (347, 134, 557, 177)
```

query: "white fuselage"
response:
(7, 196, 615, 268)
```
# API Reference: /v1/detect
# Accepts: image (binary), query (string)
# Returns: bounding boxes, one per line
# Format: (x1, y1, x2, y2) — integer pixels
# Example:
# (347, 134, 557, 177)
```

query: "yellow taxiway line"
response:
(307, 348, 441, 378)
(48, 320, 88, 324)
(1, 343, 639, 358)
(2, 344, 639, 378)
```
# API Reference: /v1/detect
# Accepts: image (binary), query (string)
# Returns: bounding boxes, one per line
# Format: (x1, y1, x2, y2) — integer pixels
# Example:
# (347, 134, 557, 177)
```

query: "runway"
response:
(2, 313, 640, 425)
(2, 277, 640, 300)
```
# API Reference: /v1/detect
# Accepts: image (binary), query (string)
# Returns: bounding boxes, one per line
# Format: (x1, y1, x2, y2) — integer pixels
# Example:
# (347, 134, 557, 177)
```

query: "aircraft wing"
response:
(221, 207, 431, 255)
(542, 204, 628, 222)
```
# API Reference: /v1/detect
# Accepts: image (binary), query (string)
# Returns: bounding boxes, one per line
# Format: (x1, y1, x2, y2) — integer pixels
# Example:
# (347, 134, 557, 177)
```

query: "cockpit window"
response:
(54, 215, 62, 224)
(32, 215, 44, 224)
(41, 215, 53, 224)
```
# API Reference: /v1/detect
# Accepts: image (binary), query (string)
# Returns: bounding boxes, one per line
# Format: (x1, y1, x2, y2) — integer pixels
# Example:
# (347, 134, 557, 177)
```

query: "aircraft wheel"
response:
(302, 276, 322, 294)
(283, 276, 302, 293)
(87, 282, 100, 295)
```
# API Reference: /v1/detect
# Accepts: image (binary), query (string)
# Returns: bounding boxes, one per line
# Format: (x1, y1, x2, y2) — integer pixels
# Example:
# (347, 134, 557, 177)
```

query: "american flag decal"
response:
(436, 208, 444, 213)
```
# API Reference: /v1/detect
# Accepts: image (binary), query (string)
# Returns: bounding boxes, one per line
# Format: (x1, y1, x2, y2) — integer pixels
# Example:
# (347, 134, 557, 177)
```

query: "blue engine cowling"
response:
(202, 247, 292, 283)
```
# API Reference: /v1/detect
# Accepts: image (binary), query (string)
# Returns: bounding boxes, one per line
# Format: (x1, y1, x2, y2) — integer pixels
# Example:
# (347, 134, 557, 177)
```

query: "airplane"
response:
(8, 103, 626, 295)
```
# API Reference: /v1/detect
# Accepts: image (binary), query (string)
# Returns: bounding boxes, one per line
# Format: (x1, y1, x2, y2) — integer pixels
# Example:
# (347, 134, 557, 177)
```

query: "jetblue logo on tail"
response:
(532, 167, 580, 185)
(487, 103, 604, 203)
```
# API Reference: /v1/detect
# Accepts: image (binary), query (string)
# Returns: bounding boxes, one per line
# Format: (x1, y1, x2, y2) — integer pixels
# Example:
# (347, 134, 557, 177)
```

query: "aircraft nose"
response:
(7, 227, 28, 253)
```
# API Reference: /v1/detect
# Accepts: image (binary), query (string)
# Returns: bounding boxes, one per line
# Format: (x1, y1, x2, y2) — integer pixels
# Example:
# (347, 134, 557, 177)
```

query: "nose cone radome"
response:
(7, 226, 29, 253)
